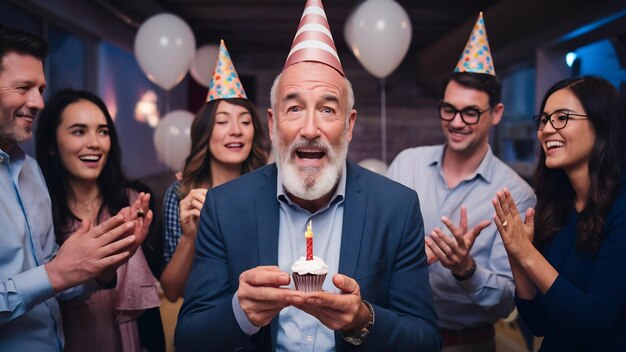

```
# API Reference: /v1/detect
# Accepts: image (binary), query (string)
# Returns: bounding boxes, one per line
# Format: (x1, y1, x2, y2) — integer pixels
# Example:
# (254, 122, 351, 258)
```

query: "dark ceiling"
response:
(84, 0, 626, 98)
(7, 0, 625, 89)
(93, 0, 496, 67)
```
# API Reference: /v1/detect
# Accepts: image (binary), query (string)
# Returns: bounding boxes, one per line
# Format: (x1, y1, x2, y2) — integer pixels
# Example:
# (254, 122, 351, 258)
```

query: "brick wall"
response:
(348, 106, 445, 164)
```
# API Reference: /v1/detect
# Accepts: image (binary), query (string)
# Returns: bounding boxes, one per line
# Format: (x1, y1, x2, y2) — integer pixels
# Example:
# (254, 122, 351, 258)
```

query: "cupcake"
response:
(291, 255, 328, 293)
(291, 220, 328, 293)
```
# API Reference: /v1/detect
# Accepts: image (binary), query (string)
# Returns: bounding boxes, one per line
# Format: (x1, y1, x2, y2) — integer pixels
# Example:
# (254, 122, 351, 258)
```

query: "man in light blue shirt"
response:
(387, 72, 536, 352)
(388, 68, 536, 352)
(389, 15, 536, 351)
(0, 26, 150, 351)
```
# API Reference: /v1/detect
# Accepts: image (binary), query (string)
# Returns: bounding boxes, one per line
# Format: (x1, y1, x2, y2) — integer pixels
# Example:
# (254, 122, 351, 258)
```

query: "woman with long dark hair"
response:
(36, 89, 160, 352)
(160, 40, 268, 301)
(492, 76, 626, 351)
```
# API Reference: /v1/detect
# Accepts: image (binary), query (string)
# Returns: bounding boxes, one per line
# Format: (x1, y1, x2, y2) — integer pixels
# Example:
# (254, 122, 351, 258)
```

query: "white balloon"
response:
(134, 13, 196, 90)
(189, 44, 219, 87)
(153, 110, 194, 171)
(358, 158, 388, 175)
(347, 0, 412, 78)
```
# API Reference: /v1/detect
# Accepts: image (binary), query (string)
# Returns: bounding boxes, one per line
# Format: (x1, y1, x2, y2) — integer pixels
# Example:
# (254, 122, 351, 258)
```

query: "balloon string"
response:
(164, 90, 171, 114)
(163, 91, 171, 173)
(381, 78, 387, 164)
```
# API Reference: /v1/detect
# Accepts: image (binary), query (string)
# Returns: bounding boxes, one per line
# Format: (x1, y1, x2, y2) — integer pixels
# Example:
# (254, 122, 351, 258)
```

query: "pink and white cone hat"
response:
(454, 12, 496, 75)
(206, 39, 247, 102)
(284, 0, 344, 76)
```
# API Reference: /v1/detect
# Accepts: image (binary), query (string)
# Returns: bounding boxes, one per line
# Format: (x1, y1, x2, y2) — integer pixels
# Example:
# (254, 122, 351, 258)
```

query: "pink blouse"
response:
(57, 190, 160, 352)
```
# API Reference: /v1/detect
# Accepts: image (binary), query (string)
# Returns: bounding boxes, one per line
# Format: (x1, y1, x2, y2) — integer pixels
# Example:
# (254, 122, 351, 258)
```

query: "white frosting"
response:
(291, 256, 329, 275)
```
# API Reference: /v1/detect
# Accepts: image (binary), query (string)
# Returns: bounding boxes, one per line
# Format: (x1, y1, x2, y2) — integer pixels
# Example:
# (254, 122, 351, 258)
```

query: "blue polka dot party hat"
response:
(206, 39, 247, 101)
(454, 12, 496, 75)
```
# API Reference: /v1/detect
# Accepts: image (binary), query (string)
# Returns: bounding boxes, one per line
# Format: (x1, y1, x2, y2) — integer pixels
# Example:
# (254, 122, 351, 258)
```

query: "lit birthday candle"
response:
(305, 220, 313, 261)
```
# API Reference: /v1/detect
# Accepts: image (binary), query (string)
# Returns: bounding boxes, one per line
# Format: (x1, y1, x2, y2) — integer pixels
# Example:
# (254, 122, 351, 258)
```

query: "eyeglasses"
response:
(438, 102, 490, 125)
(532, 111, 589, 131)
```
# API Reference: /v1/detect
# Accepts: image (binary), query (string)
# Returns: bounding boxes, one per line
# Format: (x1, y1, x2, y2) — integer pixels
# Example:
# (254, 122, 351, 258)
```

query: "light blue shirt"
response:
(232, 165, 346, 351)
(0, 147, 63, 351)
(387, 145, 536, 329)
(0, 147, 93, 351)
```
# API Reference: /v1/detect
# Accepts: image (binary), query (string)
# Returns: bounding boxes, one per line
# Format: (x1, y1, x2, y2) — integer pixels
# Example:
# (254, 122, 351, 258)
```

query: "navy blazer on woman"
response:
(516, 176, 626, 351)
(175, 161, 441, 351)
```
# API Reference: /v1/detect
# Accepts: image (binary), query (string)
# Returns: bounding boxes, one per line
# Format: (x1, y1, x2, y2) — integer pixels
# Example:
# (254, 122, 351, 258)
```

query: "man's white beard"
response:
(274, 133, 348, 201)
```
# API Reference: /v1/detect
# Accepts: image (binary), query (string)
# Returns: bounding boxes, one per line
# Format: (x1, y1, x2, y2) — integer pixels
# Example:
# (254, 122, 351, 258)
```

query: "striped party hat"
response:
(454, 12, 496, 75)
(284, 0, 344, 76)
(206, 39, 247, 102)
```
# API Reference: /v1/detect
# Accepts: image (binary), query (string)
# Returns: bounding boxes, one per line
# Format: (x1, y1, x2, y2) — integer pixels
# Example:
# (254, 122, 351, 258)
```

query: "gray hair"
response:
(269, 70, 355, 120)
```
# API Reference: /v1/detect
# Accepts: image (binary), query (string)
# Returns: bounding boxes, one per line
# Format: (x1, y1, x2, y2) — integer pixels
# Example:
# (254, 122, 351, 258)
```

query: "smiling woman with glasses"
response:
(491, 76, 626, 351)
(532, 110, 589, 131)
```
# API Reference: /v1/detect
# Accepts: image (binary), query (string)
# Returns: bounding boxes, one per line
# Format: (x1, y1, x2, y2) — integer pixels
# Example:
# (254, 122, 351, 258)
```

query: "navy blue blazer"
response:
(176, 161, 441, 351)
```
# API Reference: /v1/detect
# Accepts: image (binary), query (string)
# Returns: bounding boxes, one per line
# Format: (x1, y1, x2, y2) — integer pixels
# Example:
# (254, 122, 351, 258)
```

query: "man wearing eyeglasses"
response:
(387, 13, 536, 352)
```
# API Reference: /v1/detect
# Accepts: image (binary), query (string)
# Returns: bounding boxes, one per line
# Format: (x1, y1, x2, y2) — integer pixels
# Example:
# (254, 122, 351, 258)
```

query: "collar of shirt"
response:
(428, 144, 496, 185)
(0, 145, 26, 181)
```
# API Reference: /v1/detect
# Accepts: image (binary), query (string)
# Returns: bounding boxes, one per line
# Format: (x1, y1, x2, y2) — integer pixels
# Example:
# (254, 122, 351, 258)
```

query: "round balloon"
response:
(189, 44, 219, 87)
(358, 158, 388, 175)
(347, 0, 412, 78)
(153, 110, 194, 171)
(134, 13, 196, 90)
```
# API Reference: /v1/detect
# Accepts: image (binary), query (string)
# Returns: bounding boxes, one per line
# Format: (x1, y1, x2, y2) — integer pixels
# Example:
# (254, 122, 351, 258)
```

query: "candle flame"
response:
(305, 220, 313, 238)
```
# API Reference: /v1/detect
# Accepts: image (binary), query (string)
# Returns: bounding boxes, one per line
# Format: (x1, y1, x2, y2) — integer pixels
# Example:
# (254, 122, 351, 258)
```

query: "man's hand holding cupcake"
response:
(236, 266, 306, 327)
(237, 222, 372, 333)
(295, 274, 371, 333)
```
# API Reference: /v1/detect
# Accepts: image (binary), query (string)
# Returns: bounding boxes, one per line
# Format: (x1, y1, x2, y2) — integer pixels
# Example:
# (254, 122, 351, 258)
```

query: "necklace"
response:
(83, 199, 99, 213)
(71, 196, 101, 215)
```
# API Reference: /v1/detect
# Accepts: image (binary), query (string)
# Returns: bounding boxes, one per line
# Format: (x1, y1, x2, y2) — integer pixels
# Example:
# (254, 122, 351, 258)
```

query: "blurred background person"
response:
(36, 89, 161, 352)
(160, 40, 268, 302)
(493, 76, 626, 351)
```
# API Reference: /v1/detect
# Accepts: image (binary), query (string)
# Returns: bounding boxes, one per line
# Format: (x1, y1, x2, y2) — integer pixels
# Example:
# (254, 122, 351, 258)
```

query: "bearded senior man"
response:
(175, 1, 440, 351)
